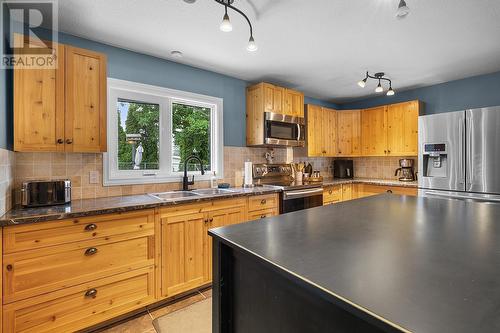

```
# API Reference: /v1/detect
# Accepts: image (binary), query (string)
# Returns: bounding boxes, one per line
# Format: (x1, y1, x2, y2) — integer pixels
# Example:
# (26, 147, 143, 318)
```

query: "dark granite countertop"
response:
(0, 186, 281, 226)
(210, 194, 500, 333)
(323, 178, 418, 188)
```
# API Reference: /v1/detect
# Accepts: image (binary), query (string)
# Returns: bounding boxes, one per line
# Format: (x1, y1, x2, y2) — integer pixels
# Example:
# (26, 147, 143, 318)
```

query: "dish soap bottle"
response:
(211, 171, 218, 189)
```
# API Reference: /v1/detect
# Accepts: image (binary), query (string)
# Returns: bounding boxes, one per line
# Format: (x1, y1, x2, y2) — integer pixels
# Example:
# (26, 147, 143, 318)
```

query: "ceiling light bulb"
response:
(358, 78, 367, 88)
(247, 36, 258, 52)
(386, 87, 395, 96)
(396, 0, 410, 18)
(375, 82, 384, 93)
(220, 12, 233, 32)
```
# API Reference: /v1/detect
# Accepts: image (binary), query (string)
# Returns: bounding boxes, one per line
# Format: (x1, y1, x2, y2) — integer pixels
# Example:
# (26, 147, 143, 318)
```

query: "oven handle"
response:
(297, 123, 301, 141)
(283, 188, 323, 200)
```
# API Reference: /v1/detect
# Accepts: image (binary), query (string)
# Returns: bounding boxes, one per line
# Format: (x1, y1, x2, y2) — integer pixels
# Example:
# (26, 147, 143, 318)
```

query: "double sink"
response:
(149, 188, 236, 201)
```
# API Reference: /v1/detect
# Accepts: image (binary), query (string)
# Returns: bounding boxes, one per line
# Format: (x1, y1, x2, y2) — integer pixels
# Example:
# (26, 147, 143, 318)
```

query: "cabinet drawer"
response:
(3, 266, 156, 333)
(3, 209, 155, 253)
(248, 208, 278, 221)
(323, 185, 342, 204)
(3, 235, 155, 303)
(361, 184, 417, 197)
(248, 194, 278, 212)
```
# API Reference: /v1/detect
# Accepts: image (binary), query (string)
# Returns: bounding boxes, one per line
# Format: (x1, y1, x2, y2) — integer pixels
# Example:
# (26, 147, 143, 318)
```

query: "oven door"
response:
(264, 112, 305, 147)
(281, 188, 323, 214)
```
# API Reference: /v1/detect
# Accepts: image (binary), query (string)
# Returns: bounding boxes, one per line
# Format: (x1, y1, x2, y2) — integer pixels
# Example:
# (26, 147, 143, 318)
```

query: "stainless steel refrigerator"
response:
(418, 106, 500, 202)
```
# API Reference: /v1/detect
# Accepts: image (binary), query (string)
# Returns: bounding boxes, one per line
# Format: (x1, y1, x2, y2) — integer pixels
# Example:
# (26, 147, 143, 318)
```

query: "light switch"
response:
(89, 171, 99, 184)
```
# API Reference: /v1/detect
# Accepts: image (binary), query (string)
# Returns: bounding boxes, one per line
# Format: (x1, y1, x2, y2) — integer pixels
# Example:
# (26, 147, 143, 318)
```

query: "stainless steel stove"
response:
(253, 164, 324, 213)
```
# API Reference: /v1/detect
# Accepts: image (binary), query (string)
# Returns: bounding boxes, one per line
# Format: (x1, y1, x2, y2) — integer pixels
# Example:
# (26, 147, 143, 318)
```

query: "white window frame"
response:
(103, 78, 223, 186)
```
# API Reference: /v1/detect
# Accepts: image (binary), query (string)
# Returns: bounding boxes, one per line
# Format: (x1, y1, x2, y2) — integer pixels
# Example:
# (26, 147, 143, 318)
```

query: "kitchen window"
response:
(104, 79, 223, 186)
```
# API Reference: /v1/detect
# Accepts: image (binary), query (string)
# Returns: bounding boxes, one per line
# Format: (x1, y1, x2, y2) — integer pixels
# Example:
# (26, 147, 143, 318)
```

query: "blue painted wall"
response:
(304, 96, 339, 109)
(339, 71, 500, 114)
(0, 7, 12, 150)
(0, 28, 337, 149)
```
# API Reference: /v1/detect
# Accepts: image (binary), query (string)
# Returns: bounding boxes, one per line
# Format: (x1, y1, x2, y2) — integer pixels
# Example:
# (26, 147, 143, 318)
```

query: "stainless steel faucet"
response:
(182, 155, 205, 191)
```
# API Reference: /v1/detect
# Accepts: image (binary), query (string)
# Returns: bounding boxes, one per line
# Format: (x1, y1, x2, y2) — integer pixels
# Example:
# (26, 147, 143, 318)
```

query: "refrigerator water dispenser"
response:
(422, 143, 447, 178)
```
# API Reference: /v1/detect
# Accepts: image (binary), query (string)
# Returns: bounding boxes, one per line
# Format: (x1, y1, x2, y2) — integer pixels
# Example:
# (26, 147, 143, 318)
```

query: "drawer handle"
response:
(85, 247, 98, 256)
(85, 289, 98, 298)
(261, 199, 267, 205)
(84, 223, 97, 231)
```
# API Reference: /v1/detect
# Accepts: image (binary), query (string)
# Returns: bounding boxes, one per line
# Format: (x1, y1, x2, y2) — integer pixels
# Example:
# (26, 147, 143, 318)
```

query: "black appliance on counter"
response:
(252, 163, 323, 214)
(21, 180, 71, 207)
(333, 160, 354, 179)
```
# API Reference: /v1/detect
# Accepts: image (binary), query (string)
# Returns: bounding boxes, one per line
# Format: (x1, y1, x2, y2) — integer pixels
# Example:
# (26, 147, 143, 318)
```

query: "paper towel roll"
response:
(244, 161, 253, 186)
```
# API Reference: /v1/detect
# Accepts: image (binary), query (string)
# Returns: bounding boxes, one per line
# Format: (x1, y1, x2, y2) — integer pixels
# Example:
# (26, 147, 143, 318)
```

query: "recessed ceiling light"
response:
(171, 51, 183, 58)
(183, 0, 197, 4)
(396, 0, 410, 18)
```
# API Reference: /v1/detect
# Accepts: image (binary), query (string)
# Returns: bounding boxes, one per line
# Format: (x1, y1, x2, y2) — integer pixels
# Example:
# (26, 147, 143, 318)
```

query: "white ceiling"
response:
(55, 0, 500, 102)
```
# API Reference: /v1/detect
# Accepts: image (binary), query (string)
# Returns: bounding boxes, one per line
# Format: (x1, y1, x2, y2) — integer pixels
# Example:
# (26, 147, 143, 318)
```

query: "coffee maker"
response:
(395, 159, 416, 182)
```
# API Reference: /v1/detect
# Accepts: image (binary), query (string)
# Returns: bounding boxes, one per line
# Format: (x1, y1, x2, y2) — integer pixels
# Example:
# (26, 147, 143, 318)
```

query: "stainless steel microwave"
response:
(264, 112, 305, 147)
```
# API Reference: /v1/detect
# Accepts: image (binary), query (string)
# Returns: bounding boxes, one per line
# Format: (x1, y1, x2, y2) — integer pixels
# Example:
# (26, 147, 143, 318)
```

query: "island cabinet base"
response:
(212, 240, 401, 333)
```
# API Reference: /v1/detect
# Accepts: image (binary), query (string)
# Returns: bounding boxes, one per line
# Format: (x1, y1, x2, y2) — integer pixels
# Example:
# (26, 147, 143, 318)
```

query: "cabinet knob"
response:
(66, 139, 73, 144)
(384, 150, 387, 154)
(329, 190, 332, 194)
(387, 150, 391, 154)
(387, 190, 393, 194)
(57, 139, 64, 144)
(204, 219, 209, 224)
(84, 247, 98, 256)
(209, 218, 214, 222)
(6, 264, 13, 271)
(261, 199, 267, 205)
(260, 215, 266, 219)
(84, 223, 97, 231)
(85, 289, 98, 298)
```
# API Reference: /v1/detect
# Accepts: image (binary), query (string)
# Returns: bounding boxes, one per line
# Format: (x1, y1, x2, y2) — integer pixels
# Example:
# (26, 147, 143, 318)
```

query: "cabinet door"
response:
(341, 184, 352, 201)
(161, 212, 206, 297)
(14, 36, 65, 152)
(361, 106, 387, 156)
(263, 83, 284, 114)
(337, 110, 361, 156)
(284, 89, 304, 117)
(306, 104, 324, 156)
(204, 206, 245, 281)
(387, 101, 419, 156)
(65, 46, 107, 152)
(323, 107, 337, 156)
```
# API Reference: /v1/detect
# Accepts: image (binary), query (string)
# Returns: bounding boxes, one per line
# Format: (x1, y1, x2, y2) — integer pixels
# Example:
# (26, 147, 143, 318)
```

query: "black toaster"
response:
(21, 180, 71, 207)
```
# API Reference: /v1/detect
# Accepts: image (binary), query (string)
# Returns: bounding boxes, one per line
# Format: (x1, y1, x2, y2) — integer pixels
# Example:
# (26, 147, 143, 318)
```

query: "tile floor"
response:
(97, 288, 212, 333)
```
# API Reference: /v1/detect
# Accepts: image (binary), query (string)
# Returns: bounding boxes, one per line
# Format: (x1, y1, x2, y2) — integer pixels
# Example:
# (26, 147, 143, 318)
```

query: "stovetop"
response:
(252, 163, 323, 191)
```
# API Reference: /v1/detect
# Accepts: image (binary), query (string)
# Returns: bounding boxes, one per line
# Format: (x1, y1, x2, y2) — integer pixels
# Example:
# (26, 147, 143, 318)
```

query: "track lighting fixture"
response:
(219, 6, 233, 32)
(357, 72, 396, 96)
(214, 0, 257, 52)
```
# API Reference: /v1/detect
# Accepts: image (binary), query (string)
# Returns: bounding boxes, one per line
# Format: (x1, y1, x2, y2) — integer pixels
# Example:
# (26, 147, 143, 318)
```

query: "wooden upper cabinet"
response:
(263, 83, 284, 114)
(386, 101, 420, 156)
(307, 105, 336, 157)
(65, 46, 107, 152)
(14, 35, 65, 152)
(361, 106, 388, 156)
(284, 88, 305, 117)
(13, 36, 107, 152)
(246, 82, 305, 146)
(337, 110, 361, 156)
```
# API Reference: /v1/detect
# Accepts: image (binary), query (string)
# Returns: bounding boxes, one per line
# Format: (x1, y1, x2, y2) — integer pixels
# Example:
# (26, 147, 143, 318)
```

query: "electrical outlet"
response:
(89, 171, 99, 184)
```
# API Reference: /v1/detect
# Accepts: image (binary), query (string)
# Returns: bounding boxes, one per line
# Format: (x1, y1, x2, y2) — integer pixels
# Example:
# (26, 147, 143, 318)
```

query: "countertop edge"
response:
(0, 188, 282, 226)
(208, 227, 411, 333)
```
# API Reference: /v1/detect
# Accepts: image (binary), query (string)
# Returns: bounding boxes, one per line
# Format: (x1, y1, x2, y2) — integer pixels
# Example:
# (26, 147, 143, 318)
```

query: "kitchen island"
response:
(209, 194, 500, 333)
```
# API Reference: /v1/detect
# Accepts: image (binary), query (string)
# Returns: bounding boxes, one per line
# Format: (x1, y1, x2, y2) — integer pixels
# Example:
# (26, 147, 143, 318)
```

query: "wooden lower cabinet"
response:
(3, 266, 156, 333)
(353, 184, 418, 198)
(1, 194, 280, 331)
(325, 183, 417, 204)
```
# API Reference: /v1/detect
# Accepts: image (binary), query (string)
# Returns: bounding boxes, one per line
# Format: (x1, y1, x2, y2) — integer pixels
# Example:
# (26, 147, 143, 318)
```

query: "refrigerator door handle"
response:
(465, 111, 473, 190)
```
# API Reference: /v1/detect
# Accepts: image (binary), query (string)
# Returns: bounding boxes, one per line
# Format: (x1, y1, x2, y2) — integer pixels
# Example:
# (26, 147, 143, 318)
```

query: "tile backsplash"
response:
(8, 147, 417, 209)
(0, 149, 15, 216)
(12, 147, 289, 202)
